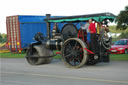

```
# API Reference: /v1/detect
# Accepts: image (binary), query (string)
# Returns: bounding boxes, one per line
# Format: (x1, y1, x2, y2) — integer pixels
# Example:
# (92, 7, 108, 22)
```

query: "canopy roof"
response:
(45, 12, 116, 23)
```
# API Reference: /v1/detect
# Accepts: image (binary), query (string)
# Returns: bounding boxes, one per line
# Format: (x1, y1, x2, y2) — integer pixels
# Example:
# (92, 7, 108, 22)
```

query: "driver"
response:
(88, 19, 97, 54)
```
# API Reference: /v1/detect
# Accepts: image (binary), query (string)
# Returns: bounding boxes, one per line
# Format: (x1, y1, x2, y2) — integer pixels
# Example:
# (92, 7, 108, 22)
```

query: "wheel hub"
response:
(94, 55, 99, 60)
(71, 50, 77, 57)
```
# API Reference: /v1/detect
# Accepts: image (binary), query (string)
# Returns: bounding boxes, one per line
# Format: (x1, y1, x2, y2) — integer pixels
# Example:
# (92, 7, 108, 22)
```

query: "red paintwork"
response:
(78, 29, 87, 42)
(78, 29, 94, 54)
(110, 39, 128, 54)
(6, 16, 22, 53)
(17, 17, 22, 52)
(84, 48, 95, 54)
(56, 52, 61, 54)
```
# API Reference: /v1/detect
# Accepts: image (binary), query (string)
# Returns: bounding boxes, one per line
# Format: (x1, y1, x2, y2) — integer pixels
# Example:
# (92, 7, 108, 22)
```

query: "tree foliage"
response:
(0, 33, 7, 43)
(116, 6, 128, 30)
(0, 33, 3, 42)
(119, 32, 128, 38)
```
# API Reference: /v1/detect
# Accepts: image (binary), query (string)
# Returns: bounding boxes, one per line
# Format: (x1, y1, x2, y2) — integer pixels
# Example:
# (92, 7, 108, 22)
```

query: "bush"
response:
(119, 31, 128, 39)
(0, 33, 7, 43)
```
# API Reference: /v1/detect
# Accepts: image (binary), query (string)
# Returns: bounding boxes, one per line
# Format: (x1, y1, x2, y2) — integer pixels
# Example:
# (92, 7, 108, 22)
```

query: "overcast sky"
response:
(0, 0, 127, 33)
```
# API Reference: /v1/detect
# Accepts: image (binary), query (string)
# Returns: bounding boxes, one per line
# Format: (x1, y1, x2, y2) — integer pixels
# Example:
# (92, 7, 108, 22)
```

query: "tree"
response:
(116, 6, 128, 30)
(0, 33, 3, 42)
(0, 33, 7, 43)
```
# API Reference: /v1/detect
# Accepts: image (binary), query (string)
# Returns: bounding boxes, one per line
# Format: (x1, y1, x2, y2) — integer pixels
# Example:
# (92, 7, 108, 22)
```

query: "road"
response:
(0, 58, 128, 85)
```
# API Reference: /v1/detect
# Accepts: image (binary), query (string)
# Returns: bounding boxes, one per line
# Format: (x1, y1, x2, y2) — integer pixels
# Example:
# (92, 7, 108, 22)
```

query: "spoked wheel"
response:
(61, 38, 88, 68)
(26, 48, 52, 65)
(86, 55, 99, 65)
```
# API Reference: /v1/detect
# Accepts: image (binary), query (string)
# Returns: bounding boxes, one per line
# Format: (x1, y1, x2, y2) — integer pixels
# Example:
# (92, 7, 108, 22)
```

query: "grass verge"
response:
(110, 54, 128, 61)
(0, 52, 61, 59)
(0, 52, 26, 58)
(0, 52, 128, 61)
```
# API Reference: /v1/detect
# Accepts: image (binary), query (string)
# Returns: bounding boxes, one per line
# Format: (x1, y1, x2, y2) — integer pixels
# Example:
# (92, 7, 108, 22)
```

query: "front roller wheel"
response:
(61, 38, 88, 68)
(26, 48, 52, 65)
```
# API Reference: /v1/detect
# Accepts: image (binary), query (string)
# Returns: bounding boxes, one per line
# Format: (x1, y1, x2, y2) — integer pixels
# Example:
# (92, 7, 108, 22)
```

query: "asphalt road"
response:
(0, 58, 128, 85)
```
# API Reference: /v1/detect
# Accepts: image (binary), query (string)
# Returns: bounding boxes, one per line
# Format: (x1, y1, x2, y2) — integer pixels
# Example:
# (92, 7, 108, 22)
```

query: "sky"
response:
(0, 0, 128, 33)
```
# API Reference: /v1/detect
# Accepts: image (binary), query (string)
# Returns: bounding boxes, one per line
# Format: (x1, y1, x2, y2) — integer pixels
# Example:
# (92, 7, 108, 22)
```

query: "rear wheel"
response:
(61, 38, 88, 68)
(26, 48, 52, 65)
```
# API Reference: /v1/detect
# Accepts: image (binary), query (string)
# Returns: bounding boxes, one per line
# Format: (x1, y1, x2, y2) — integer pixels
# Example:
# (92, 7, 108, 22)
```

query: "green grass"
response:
(0, 52, 26, 58)
(0, 52, 128, 61)
(0, 50, 61, 58)
(54, 55, 61, 59)
(0, 52, 61, 59)
(110, 54, 128, 61)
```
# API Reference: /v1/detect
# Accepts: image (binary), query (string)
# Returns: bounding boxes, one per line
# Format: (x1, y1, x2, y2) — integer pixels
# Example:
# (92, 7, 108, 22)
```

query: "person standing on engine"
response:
(84, 20, 90, 43)
(88, 19, 97, 54)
